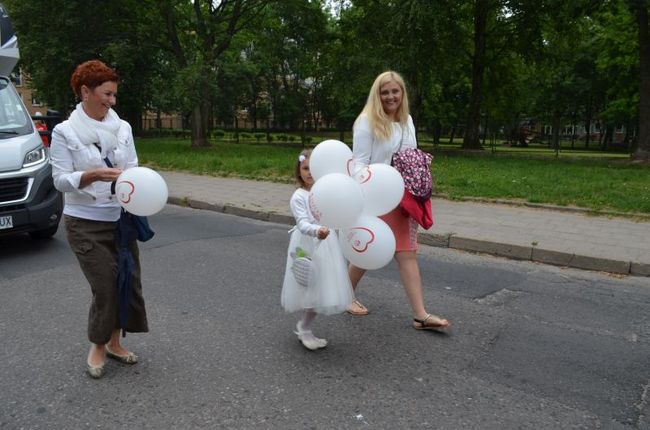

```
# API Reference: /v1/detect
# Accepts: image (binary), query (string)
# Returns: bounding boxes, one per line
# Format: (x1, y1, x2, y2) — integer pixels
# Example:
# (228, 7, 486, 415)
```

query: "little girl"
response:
(281, 149, 353, 350)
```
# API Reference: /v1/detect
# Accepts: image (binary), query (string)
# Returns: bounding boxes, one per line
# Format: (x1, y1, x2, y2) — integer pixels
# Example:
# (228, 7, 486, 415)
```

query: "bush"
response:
(277, 134, 289, 142)
(266, 134, 274, 143)
(213, 129, 226, 140)
(240, 132, 253, 140)
(254, 133, 265, 143)
(288, 135, 296, 143)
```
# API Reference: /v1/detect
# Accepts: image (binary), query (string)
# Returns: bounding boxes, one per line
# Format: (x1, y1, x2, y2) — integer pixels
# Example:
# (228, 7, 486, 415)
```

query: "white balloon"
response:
(353, 163, 405, 216)
(308, 173, 363, 228)
(339, 215, 396, 270)
(309, 139, 354, 181)
(115, 167, 168, 216)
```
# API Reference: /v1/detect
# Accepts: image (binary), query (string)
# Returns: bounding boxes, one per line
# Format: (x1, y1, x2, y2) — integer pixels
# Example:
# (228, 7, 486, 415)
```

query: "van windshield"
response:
(0, 77, 33, 139)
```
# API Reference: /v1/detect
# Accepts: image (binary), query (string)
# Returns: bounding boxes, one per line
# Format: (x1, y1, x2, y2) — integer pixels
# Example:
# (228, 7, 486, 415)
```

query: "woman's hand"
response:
(317, 227, 330, 240)
(79, 167, 123, 188)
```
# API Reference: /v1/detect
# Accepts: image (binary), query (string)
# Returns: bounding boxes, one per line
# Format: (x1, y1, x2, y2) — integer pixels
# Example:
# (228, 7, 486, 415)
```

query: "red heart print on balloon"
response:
(116, 180, 135, 204)
(307, 192, 322, 222)
(354, 166, 372, 184)
(347, 227, 375, 252)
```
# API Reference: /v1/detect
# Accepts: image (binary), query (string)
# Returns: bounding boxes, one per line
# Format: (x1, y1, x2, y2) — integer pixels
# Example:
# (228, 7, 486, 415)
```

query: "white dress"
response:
(281, 188, 353, 315)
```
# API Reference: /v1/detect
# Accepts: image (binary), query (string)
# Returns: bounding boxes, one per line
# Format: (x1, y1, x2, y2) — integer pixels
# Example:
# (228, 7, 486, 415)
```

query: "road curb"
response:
(167, 195, 648, 277)
(431, 194, 650, 221)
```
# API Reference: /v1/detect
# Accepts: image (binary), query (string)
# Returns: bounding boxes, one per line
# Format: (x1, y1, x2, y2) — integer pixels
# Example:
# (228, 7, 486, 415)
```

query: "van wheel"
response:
(29, 225, 59, 240)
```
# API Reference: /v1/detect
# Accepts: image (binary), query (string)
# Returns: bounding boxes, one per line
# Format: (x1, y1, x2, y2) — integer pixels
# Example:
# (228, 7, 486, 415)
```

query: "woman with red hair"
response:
(50, 60, 149, 378)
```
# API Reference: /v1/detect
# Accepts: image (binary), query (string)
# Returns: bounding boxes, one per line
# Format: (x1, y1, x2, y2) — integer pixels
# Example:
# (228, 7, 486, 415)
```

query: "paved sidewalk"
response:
(160, 171, 650, 277)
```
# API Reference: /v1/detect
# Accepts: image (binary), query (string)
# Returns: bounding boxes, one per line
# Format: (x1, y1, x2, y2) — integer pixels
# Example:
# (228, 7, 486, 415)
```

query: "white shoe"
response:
(295, 321, 328, 350)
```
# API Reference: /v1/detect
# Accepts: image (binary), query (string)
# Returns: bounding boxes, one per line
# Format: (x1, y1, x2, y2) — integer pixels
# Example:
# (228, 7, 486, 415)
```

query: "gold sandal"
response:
(413, 313, 450, 330)
(346, 299, 369, 316)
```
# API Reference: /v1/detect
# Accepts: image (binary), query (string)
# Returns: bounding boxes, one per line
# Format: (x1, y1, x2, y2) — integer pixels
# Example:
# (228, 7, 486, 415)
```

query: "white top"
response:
(289, 188, 323, 237)
(352, 114, 417, 169)
(50, 120, 138, 221)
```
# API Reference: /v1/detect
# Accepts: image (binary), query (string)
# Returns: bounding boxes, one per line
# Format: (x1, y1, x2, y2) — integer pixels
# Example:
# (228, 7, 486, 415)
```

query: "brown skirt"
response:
(65, 215, 148, 344)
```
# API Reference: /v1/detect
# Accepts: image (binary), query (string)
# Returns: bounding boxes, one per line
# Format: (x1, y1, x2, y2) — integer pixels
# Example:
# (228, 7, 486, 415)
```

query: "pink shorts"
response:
(380, 207, 419, 252)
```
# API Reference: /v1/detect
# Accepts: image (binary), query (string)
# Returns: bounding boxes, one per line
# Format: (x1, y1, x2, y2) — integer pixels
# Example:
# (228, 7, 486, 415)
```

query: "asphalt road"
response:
(1, 205, 649, 429)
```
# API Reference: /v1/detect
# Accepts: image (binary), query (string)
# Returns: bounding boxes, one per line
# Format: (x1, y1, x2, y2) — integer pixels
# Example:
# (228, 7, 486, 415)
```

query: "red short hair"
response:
(70, 60, 119, 98)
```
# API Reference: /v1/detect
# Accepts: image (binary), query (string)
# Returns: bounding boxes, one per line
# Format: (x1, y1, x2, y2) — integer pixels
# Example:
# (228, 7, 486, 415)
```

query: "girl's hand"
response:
(317, 227, 329, 240)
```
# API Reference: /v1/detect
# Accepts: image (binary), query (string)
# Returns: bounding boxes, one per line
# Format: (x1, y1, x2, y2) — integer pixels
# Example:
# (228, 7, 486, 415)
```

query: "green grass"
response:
(136, 137, 299, 181)
(135, 137, 650, 214)
(433, 156, 650, 213)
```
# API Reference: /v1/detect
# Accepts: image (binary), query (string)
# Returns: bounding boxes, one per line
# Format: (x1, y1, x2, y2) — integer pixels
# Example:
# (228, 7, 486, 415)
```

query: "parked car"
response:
(0, 3, 62, 239)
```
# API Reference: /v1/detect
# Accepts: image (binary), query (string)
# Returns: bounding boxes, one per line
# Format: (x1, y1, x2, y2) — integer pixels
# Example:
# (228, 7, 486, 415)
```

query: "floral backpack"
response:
(390, 127, 434, 201)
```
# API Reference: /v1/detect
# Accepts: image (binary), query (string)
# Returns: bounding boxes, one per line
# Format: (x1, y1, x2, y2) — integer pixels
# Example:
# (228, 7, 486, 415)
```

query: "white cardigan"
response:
(352, 114, 417, 169)
(290, 188, 322, 237)
(50, 120, 138, 221)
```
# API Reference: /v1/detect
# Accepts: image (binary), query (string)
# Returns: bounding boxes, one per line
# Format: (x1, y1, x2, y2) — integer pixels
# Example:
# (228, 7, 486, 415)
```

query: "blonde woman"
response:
(347, 71, 450, 330)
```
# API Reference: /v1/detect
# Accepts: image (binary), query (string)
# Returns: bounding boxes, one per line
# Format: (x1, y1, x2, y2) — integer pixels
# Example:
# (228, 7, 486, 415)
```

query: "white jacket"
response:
(352, 114, 417, 167)
(50, 119, 138, 218)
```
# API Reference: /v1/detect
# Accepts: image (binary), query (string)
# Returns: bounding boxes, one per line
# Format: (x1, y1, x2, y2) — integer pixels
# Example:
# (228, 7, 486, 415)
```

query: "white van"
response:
(0, 4, 62, 239)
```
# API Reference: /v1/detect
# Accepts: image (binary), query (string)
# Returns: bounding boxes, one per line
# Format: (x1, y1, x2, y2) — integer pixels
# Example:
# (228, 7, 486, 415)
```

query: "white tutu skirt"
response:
(281, 229, 353, 315)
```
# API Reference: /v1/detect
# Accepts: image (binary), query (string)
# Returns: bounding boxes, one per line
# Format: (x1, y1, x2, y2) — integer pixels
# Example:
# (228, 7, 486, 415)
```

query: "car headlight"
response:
(23, 146, 47, 168)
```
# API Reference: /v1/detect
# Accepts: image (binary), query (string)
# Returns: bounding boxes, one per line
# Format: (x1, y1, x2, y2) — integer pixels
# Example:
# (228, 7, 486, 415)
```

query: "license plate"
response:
(0, 215, 13, 230)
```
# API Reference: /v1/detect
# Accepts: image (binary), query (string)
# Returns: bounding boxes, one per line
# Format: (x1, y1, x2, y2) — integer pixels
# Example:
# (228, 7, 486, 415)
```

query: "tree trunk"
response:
(481, 114, 488, 146)
(585, 96, 592, 149)
(552, 112, 561, 154)
(462, 0, 488, 150)
(190, 101, 210, 148)
(449, 126, 456, 145)
(234, 116, 239, 144)
(633, 3, 650, 161)
(597, 122, 603, 147)
(603, 125, 613, 151)
(433, 120, 442, 146)
(125, 109, 142, 136)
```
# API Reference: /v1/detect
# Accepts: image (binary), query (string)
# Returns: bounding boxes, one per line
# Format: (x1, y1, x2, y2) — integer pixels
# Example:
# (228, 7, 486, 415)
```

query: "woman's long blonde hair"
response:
(357, 71, 410, 141)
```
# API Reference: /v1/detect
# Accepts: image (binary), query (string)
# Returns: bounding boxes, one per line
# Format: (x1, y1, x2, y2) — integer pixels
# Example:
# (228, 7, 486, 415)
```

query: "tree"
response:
(462, 0, 491, 149)
(631, 0, 650, 161)
(156, 0, 269, 147)
(593, 1, 639, 152)
(461, 0, 549, 150)
(5, 0, 160, 129)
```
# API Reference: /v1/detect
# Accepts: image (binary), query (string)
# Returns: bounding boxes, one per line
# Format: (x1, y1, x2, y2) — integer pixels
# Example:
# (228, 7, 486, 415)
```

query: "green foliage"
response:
(4, 0, 162, 126)
(5, 0, 645, 156)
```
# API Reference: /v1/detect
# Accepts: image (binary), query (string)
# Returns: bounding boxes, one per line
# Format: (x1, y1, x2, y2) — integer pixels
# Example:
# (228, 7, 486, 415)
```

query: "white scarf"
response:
(68, 102, 122, 159)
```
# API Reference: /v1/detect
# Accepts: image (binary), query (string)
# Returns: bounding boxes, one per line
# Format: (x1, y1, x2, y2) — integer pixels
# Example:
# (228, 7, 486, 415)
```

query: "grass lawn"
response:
(135, 137, 650, 215)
